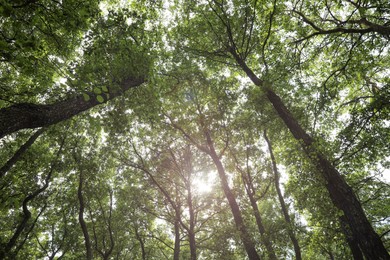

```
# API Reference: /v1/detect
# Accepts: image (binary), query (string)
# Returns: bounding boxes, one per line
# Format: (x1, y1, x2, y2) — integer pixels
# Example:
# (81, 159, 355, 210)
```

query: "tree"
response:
(0, 2, 152, 138)
(173, 0, 389, 258)
(1, 0, 389, 259)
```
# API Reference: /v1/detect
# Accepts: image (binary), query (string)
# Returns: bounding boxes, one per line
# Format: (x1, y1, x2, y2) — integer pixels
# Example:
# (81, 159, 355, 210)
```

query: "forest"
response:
(0, 0, 389, 259)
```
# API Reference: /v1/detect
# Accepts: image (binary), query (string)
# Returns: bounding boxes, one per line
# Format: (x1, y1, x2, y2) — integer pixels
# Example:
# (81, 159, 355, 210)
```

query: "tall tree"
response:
(264, 130, 302, 260)
(173, 0, 389, 258)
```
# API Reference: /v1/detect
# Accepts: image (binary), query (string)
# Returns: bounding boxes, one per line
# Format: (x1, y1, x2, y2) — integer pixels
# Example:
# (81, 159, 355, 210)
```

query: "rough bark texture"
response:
(0, 77, 144, 138)
(267, 82, 389, 260)
(205, 132, 261, 260)
(340, 215, 364, 260)
(264, 130, 302, 260)
(0, 128, 45, 178)
(229, 48, 390, 260)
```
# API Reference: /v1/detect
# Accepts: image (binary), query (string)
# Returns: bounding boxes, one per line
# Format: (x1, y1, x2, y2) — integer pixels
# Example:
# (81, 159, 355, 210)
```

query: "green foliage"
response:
(1, 0, 389, 258)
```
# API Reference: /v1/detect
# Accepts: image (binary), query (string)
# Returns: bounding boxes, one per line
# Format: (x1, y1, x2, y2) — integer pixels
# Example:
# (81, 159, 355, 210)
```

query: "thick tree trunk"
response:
(0, 77, 144, 138)
(205, 132, 261, 260)
(263, 130, 302, 260)
(229, 49, 389, 260)
(340, 215, 364, 260)
(266, 89, 389, 260)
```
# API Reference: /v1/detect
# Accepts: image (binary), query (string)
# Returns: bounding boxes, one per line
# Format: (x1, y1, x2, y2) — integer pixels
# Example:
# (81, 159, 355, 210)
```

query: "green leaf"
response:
(96, 95, 104, 103)
(83, 93, 90, 101)
(102, 86, 109, 92)
(94, 87, 102, 94)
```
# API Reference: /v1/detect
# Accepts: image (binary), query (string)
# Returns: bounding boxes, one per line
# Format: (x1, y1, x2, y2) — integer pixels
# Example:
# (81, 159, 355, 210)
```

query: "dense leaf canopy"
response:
(1, 0, 389, 259)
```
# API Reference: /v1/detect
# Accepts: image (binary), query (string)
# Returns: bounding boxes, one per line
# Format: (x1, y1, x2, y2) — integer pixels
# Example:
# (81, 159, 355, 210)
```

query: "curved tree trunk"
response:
(263, 130, 302, 260)
(230, 48, 390, 260)
(0, 136, 63, 259)
(0, 77, 144, 138)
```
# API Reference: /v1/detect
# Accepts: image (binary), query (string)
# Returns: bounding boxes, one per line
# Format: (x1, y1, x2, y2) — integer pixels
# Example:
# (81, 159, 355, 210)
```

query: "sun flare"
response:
(192, 171, 217, 194)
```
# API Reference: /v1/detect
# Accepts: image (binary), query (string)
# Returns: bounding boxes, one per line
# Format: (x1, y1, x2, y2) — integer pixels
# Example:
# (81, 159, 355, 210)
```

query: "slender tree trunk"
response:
(135, 228, 146, 260)
(235, 154, 277, 260)
(263, 130, 302, 260)
(78, 168, 93, 260)
(173, 214, 181, 260)
(245, 185, 277, 260)
(187, 184, 197, 260)
(0, 77, 144, 138)
(229, 48, 390, 260)
(205, 131, 261, 260)
(0, 128, 45, 178)
(184, 147, 197, 260)
(0, 138, 62, 259)
(104, 190, 115, 260)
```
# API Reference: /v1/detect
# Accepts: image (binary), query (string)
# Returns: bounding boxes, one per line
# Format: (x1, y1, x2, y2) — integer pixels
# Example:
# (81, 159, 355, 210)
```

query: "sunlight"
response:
(192, 171, 218, 195)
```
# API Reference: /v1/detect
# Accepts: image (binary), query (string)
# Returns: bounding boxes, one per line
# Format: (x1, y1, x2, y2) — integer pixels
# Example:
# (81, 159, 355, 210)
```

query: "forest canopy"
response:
(0, 0, 389, 259)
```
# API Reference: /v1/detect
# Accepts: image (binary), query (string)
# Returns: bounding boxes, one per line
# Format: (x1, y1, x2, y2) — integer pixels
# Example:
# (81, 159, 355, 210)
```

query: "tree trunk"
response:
(266, 89, 389, 260)
(0, 138, 61, 259)
(245, 184, 277, 260)
(263, 130, 302, 260)
(78, 168, 93, 260)
(205, 131, 261, 260)
(135, 228, 146, 260)
(0, 128, 45, 178)
(340, 215, 364, 260)
(229, 48, 390, 260)
(187, 185, 197, 260)
(235, 152, 277, 260)
(0, 77, 144, 138)
(173, 215, 181, 260)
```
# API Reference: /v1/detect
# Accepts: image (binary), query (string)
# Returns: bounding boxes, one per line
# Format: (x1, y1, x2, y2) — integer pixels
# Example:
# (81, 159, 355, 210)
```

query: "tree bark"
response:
(0, 77, 144, 138)
(340, 215, 364, 260)
(0, 128, 45, 178)
(263, 130, 302, 260)
(229, 48, 390, 260)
